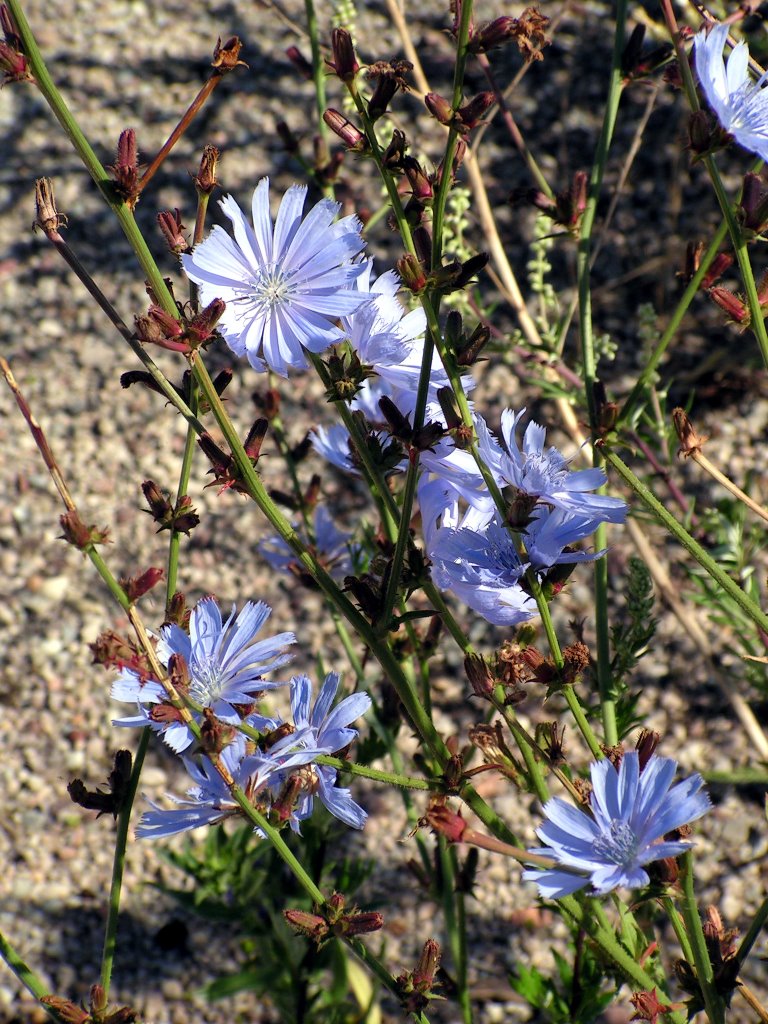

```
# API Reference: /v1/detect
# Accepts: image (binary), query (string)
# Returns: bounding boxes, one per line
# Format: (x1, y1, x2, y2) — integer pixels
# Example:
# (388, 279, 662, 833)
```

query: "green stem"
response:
(315, 754, 432, 790)
(0, 929, 50, 1003)
(100, 728, 151, 994)
(618, 223, 728, 426)
(603, 448, 768, 634)
(736, 894, 768, 969)
(438, 840, 472, 1024)
(705, 156, 768, 370)
(662, 895, 695, 965)
(593, 517, 617, 745)
(679, 851, 725, 1024)
(8, 0, 175, 312)
(166, 385, 199, 607)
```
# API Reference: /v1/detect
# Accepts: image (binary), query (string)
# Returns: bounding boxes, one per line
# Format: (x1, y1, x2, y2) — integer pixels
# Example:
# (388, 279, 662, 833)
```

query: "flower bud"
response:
(323, 108, 368, 151)
(454, 91, 495, 134)
(187, 297, 226, 345)
(284, 908, 329, 941)
(464, 652, 495, 697)
(157, 209, 188, 253)
(120, 566, 164, 603)
(327, 28, 358, 81)
(708, 286, 749, 326)
(109, 128, 141, 205)
(672, 407, 708, 457)
(396, 253, 428, 293)
(425, 800, 466, 842)
(424, 92, 453, 127)
(0, 5, 29, 83)
(195, 144, 220, 195)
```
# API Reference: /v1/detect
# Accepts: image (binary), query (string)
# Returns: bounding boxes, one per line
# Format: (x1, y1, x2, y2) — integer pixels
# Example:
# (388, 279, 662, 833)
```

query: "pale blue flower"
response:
(258, 506, 357, 579)
(135, 733, 322, 839)
(251, 672, 371, 833)
(476, 409, 627, 523)
(523, 751, 711, 899)
(695, 22, 768, 161)
(181, 178, 370, 376)
(112, 597, 295, 753)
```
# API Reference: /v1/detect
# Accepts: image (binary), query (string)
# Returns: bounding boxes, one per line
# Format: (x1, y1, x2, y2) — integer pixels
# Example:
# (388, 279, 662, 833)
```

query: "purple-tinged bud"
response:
(327, 28, 359, 82)
(244, 417, 269, 461)
(135, 305, 188, 353)
(323, 108, 368, 151)
(195, 144, 220, 195)
(403, 157, 433, 201)
(109, 128, 141, 205)
(457, 322, 490, 366)
(708, 285, 749, 326)
(368, 75, 398, 121)
(0, 5, 29, 83)
(338, 910, 384, 936)
(166, 591, 189, 628)
(284, 908, 329, 941)
(142, 479, 173, 524)
(285, 45, 313, 80)
(60, 510, 111, 549)
(426, 800, 466, 842)
(469, 7, 549, 60)
(738, 171, 768, 235)
(252, 386, 281, 420)
(157, 209, 188, 253)
(187, 297, 226, 345)
(635, 728, 661, 771)
(120, 566, 164, 603)
(437, 387, 463, 432)
(413, 939, 441, 990)
(699, 250, 733, 290)
(688, 109, 721, 157)
(211, 36, 246, 73)
(90, 984, 108, 1015)
(424, 91, 454, 127)
(454, 91, 495, 134)
(170, 494, 200, 535)
(200, 706, 237, 754)
(33, 177, 67, 235)
(396, 253, 428, 293)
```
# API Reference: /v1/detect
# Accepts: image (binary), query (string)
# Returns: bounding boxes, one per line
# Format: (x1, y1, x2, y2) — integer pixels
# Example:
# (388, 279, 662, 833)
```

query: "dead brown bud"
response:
(672, 407, 708, 458)
(211, 36, 246, 73)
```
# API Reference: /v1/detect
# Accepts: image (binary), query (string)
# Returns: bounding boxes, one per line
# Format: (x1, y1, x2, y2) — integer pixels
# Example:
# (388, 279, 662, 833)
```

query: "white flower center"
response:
(251, 262, 293, 313)
(592, 819, 640, 866)
(189, 655, 224, 706)
(521, 451, 568, 494)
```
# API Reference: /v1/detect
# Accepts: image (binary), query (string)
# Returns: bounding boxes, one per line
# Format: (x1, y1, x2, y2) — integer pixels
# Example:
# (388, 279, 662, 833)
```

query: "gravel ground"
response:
(2, 1, 768, 1022)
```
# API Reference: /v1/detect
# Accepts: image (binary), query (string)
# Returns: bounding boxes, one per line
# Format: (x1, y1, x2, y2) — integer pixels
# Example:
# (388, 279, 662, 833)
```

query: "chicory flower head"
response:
(181, 178, 370, 375)
(250, 672, 372, 833)
(523, 751, 711, 899)
(476, 409, 627, 523)
(112, 597, 295, 753)
(694, 22, 768, 161)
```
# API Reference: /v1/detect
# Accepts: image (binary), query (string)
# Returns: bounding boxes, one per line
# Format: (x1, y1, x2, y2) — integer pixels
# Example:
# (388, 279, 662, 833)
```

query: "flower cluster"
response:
(137, 669, 371, 839)
(110, 594, 370, 839)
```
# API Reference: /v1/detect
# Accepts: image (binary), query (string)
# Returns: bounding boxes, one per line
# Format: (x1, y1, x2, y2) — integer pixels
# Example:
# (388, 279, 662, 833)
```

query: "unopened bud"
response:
(464, 652, 495, 697)
(109, 128, 141, 205)
(244, 417, 269, 461)
(157, 209, 188, 252)
(635, 728, 660, 771)
(708, 285, 749, 325)
(323, 108, 368, 151)
(454, 91, 495, 133)
(187, 297, 226, 345)
(195, 144, 220, 194)
(699, 250, 733, 290)
(403, 157, 433, 201)
(0, 5, 29, 83)
(396, 253, 428, 293)
(60, 510, 111, 549)
(425, 800, 466, 842)
(284, 908, 329, 941)
(120, 566, 164, 603)
(328, 28, 359, 81)
(424, 91, 453, 126)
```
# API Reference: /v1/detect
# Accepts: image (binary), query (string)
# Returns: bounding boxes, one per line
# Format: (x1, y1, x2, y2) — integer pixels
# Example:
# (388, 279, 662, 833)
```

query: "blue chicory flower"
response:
(112, 597, 295, 753)
(258, 506, 358, 579)
(135, 731, 323, 839)
(181, 178, 370, 375)
(476, 409, 627, 524)
(249, 672, 371, 833)
(522, 751, 712, 898)
(694, 22, 768, 162)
